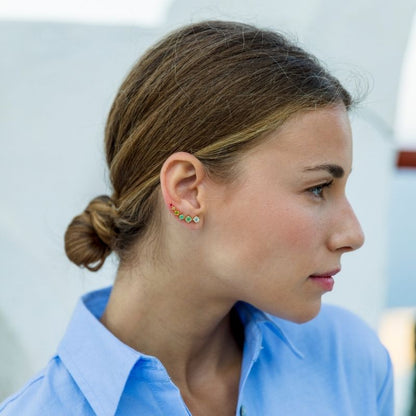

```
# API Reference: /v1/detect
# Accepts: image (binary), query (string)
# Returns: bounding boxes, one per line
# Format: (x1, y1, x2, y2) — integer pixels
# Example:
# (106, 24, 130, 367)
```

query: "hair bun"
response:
(64, 195, 117, 271)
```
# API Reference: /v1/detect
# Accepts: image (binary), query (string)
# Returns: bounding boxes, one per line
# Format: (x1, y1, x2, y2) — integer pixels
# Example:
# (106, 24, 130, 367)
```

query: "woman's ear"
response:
(160, 152, 205, 224)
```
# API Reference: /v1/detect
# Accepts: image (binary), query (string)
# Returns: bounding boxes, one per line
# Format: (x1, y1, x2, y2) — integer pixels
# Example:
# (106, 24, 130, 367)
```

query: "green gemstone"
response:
(178, 214, 185, 220)
(174, 210, 180, 215)
(185, 216, 192, 223)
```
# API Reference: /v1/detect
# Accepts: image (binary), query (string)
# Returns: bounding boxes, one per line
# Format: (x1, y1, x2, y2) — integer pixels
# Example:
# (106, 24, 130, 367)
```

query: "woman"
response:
(1, 20, 393, 415)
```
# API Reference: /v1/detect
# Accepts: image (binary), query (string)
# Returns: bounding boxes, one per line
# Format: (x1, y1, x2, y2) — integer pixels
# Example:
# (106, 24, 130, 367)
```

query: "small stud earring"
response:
(169, 203, 200, 224)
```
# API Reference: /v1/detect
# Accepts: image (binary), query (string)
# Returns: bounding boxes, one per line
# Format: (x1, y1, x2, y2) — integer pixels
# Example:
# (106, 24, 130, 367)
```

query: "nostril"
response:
(337, 245, 354, 253)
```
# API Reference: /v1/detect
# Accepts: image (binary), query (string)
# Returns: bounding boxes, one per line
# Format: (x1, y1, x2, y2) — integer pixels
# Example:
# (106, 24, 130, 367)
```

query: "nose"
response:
(328, 199, 365, 253)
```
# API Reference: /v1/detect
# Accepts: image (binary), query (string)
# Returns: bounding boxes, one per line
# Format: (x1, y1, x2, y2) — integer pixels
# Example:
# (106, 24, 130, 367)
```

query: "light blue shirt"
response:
(1, 287, 393, 415)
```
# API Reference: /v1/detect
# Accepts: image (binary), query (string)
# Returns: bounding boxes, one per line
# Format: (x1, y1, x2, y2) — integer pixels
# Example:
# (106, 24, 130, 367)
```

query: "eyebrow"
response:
(303, 164, 345, 178)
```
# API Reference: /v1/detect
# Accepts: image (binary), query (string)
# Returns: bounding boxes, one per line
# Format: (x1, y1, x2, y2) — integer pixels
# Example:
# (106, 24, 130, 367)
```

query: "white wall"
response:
(1, 0, 415, 403)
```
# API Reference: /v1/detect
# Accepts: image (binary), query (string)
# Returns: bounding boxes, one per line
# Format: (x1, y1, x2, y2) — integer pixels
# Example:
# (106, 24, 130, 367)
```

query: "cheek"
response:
(261, 211, 319, 270)
(274, 209, 319, 250)
(210, 200, 319, 277)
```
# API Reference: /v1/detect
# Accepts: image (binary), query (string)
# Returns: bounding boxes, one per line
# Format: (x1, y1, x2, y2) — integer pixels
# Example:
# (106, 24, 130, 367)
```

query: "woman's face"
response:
(204, 104, 364, 323)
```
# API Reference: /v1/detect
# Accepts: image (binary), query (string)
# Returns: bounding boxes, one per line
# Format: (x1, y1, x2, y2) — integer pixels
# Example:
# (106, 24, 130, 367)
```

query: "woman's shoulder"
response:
(265, 304, 394, 414)
(0, 356, 93, 416)
(268, 304, 392, 388)
(305, 303, 386, 354)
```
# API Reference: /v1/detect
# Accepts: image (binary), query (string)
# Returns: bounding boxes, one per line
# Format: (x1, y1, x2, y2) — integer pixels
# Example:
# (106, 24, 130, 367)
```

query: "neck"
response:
(100, 262, 243, 388)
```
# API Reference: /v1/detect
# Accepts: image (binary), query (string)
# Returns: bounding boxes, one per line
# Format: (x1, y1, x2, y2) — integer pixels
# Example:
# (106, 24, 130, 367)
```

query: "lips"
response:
(308, 269, 340, 292)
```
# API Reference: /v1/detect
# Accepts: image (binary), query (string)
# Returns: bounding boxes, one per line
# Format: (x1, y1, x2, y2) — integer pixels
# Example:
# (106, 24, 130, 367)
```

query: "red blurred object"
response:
(397, 150, 416, 168)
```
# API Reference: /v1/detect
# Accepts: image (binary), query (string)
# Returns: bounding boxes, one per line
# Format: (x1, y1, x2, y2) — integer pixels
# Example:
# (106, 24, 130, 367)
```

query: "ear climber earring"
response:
(169, 203, 200, 224)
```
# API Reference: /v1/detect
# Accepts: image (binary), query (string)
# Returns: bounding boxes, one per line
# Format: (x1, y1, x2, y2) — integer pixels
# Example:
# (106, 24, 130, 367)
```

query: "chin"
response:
(292, 302, 322, 324)
(268, 300, 322, 324)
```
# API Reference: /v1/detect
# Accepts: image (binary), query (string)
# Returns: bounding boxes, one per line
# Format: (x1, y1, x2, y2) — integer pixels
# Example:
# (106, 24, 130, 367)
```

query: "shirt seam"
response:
(0, 374, 45, 412)
(376, 346, 393, 404)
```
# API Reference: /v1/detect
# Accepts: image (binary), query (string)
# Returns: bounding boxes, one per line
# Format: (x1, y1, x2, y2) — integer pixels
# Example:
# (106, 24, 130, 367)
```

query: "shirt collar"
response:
(235, 301, 304, 359)
(58, 287, 303, 416)
(57, 286, 141, 416)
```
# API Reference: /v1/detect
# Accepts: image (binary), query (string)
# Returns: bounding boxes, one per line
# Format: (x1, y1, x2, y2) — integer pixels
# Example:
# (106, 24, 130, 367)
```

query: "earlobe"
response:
(160, 152, 205, 223)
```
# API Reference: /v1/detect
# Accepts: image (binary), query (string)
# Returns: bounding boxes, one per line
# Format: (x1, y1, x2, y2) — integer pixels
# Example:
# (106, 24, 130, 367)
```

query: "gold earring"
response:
(169, 203, 200, 223)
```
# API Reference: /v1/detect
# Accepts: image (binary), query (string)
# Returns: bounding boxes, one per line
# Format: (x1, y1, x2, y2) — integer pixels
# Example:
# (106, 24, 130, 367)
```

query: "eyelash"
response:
(307, 180, 334, 199)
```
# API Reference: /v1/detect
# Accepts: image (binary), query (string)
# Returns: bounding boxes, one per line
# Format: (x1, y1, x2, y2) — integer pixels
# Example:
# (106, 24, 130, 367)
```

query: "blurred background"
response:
(0, 0, 415, 414)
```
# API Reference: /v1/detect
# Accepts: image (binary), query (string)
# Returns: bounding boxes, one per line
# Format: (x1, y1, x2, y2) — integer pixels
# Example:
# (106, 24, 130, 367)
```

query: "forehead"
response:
(242, 105, 352, 173)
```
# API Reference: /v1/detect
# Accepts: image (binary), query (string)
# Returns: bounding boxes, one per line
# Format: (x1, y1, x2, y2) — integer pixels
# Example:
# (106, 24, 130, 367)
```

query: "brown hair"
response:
(65, 20, 353, 271)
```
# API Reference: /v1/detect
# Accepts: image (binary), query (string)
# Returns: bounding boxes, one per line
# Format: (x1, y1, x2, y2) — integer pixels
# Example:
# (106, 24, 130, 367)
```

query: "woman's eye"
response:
(307, 181, 333, 199)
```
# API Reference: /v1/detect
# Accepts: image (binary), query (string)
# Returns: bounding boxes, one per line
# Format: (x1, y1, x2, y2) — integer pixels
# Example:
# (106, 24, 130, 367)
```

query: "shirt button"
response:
(240, 405, 247, 416)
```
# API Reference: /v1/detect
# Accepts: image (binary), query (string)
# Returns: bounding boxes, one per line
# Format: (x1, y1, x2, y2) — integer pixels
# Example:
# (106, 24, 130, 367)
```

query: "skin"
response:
(101, 103, 364, 416)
